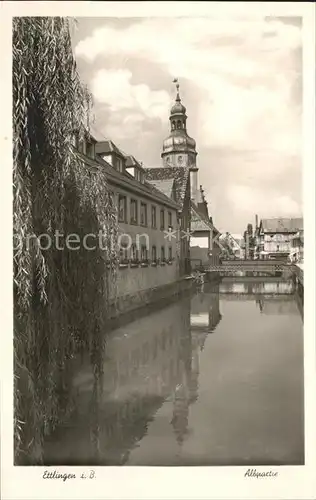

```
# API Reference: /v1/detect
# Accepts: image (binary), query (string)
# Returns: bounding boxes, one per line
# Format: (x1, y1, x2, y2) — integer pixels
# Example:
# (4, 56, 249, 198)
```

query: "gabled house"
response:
(257, 217, 303, 260)
(145, 166, 191, 276)
(190, 186, 221, 269)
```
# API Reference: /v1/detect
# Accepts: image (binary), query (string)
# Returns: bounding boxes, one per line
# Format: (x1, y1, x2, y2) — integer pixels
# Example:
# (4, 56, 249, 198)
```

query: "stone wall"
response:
(109, 276, 194, 318)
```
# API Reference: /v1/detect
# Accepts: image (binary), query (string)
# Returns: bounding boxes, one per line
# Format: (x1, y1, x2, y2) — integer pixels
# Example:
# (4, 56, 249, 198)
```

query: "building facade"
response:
(190, 187, 221, 269)
(289, 230, 304, 263)
(75, 133, 192, 315)
(256, 217, 303, 260)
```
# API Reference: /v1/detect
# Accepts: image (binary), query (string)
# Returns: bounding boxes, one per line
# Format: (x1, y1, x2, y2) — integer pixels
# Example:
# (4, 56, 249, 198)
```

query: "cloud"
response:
(74, 17, 302, 232)
(75, 17, 302, 154)
(227, 184, 301, 218)
(91, 68, 170, 120)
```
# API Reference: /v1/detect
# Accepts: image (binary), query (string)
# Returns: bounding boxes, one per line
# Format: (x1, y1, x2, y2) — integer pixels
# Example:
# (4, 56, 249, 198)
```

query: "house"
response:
(256, 217, 303, 260)
(289, 230, 304, 263)
(218, 232, 245, 260)
(230, 234, 245, 259)
(74, 132, 191, 316)
(145, 166, 191, 276)
(190, 187, 221, 269)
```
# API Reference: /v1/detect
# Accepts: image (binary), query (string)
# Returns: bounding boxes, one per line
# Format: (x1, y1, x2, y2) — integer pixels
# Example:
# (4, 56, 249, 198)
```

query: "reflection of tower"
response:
(170, 295, 192, 448)
(208, 290, 222, 334)
(188, 333, 200, 404)
(171, 374, 189, 446)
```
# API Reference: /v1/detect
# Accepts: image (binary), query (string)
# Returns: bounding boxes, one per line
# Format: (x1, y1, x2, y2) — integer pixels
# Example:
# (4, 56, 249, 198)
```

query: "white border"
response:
(1, 2, 315, 499)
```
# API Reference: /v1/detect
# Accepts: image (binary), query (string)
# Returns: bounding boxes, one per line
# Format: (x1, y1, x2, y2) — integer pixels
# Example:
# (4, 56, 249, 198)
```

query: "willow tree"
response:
(13, 17, 118, 464)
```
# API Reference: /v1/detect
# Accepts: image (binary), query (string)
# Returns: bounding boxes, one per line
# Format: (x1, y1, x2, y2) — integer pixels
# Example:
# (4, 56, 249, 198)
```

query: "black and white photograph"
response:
(1, 2, 315, 500)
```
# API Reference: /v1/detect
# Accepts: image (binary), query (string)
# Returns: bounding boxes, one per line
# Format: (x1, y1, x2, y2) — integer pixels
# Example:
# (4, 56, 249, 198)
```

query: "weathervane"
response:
(173, 78, 181, 101)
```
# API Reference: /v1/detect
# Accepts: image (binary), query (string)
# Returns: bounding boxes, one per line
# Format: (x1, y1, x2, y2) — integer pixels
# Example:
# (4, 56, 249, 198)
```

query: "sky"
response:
(71, 16, 302, 234)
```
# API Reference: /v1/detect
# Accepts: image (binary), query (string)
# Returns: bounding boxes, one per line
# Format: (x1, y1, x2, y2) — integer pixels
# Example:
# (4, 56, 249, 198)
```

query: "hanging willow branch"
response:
(13, 16, 118, 464)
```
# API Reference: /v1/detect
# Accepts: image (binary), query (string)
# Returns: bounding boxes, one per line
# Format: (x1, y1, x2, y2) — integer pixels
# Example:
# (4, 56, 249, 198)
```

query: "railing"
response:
(202, 260, 304, 287)
(207, 260, 291, 272)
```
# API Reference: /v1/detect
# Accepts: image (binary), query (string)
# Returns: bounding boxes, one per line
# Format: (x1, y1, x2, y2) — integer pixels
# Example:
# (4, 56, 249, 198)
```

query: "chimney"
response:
(255, 214, 258, 229)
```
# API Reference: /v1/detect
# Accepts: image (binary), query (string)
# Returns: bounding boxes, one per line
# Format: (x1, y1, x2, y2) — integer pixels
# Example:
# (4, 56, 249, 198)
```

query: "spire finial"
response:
(173, 78, 181, 102)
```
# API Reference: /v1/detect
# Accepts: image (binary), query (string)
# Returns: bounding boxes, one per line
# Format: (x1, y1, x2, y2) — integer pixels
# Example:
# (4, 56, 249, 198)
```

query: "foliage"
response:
(13, 17, 118, 464)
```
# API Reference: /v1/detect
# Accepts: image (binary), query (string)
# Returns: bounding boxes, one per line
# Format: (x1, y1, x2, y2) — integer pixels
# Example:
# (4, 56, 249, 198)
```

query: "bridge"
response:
(208, 260, 291, 273)
(196, 259, 304, 287)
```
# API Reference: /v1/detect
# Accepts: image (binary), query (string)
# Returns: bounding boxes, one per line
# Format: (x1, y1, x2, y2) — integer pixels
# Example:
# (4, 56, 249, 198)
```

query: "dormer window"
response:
(86, 141, 95, 159)
(113, 156, 123, 172)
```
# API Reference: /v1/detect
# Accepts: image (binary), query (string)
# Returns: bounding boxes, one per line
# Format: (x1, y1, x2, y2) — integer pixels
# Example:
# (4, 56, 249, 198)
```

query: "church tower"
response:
(161, 80, 199, 203)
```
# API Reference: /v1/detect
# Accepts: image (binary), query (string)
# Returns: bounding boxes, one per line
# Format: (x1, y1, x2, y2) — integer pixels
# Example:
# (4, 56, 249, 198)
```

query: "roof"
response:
(260, 217, 303, 233)
(144, 167, 190, 208)
(76, 151, 180, 210)
(191, 202, 220, 235)
(95, 140, 125, 158)
(125, 154, 144, 170)
(146, 179, 175, 199)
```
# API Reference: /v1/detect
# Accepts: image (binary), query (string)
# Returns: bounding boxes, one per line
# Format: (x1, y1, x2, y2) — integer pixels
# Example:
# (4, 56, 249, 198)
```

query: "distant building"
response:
(218, 232, 244, 260)
(289, 230, 304, 263)
(256, 217, 303, 260)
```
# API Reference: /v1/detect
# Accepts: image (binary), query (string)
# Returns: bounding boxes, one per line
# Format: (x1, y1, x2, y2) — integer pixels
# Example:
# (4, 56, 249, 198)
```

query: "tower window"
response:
(172, 121, 176, 130)
(177, 120, 182, 129)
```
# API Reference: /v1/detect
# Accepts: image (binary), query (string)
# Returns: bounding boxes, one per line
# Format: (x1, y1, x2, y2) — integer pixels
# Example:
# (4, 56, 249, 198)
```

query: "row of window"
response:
(119, 195, 173, 229)
(119, 244, 173, 263)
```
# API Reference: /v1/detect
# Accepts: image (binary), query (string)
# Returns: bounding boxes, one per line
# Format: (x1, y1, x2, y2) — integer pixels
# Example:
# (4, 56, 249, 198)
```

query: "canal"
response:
(43, 279, 304, 466)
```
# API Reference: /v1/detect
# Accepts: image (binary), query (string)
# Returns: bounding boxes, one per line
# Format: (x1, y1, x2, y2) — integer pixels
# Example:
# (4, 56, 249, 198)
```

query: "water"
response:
(43, 280, 304, 466)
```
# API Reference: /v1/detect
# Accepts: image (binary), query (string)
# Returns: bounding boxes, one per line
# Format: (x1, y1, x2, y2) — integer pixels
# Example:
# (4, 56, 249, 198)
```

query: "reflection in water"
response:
(255, 297, 301, 315)
(220, 279, 295, 295)
(43, 293, 213, 465)
(43, 281, 303, 466)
